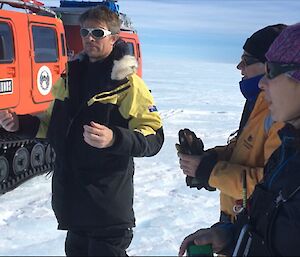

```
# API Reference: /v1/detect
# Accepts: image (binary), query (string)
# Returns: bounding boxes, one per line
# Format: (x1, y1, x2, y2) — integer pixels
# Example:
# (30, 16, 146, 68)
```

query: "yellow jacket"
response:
(208, 92, 283, 221)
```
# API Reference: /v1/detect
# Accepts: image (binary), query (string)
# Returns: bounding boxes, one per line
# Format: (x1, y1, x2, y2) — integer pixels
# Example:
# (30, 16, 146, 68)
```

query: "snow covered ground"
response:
(0, 58, 243, 256)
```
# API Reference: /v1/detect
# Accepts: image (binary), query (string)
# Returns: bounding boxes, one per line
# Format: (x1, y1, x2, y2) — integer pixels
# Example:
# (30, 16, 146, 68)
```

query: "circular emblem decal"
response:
(37, 66, 52, 96)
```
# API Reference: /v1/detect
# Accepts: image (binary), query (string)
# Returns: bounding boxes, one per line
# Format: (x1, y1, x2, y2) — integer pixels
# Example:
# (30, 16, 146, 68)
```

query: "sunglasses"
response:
(241, 54, 261, 66)
(80, 27, 112, 39)
(265, 61, 300, 80)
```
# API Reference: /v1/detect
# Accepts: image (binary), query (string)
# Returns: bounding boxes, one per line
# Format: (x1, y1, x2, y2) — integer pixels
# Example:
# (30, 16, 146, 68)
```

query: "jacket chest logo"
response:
(243, 134, 254, 149)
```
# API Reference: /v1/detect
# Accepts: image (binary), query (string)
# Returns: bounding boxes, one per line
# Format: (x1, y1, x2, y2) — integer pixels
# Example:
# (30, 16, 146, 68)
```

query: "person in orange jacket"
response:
(179, 23, 300, 257)
(178, 24, 286, 222)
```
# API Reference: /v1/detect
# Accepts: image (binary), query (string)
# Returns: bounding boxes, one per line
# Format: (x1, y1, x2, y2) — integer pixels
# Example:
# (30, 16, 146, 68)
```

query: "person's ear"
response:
(111, 35, 119, 45)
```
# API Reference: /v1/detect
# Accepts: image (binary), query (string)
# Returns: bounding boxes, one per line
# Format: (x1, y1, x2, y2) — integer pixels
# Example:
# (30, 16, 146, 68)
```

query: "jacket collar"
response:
(70, 40, 138, 81)
(278, 124, 300, 148)
(239, 74, 263, 101)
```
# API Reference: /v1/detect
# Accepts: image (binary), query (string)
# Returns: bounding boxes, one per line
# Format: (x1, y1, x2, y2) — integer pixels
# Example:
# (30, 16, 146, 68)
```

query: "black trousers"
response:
(65, 228, 133, 256)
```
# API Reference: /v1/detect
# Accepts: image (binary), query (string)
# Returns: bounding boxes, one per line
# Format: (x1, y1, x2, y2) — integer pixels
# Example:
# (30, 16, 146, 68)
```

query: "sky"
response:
(0, 0, 300, 256)
(42, 0, 300, 63)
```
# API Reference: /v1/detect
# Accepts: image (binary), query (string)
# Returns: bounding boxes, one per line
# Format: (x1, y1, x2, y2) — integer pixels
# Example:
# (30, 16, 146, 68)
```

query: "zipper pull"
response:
(275, 190, 286, 207)
(242, 169, 247, 210)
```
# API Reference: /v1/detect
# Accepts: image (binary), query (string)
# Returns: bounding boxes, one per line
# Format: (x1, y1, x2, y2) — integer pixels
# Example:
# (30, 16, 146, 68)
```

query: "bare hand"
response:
(178, 226, 232, 257)
(0, 110, 19, 132)
(83, 121, 115, 149)
(178, 152, 202, 177)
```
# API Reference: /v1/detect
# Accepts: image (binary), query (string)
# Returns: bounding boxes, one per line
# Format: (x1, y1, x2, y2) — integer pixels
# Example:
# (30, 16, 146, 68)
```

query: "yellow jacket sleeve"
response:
(118, 74, 162, 135)
(212, 137, 237, 161)
(209, 121, 283, 199)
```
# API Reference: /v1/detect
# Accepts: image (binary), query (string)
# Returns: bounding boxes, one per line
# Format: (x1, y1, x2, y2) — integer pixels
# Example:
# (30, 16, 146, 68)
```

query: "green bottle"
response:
(187, 243, 213, 257)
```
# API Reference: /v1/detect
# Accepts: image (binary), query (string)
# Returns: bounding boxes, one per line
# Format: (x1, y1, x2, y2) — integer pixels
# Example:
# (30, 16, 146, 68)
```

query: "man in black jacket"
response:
(0, 6, 164, 256)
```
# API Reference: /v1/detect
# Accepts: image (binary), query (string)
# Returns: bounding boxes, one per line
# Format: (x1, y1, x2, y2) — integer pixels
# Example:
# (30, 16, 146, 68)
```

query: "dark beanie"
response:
(243, 24, 287, 63)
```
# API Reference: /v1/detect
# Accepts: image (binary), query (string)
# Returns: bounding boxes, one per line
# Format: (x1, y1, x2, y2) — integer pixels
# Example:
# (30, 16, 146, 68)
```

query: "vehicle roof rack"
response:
(0, 0, 56, 17)
(60, 0, 119, 14)
(52, 0, 136, 32)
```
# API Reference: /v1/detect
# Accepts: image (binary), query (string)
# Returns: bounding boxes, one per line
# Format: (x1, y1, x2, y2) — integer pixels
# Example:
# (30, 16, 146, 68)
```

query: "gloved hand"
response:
(176, 128, 216, 191)
(176, 128, 204, 155)
(178, 223, 234, 257)
(0, 110, 19, 132)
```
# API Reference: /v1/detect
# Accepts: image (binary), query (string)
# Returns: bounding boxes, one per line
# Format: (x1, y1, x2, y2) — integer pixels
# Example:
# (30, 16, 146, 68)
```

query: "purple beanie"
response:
(266, 23, 300, 82)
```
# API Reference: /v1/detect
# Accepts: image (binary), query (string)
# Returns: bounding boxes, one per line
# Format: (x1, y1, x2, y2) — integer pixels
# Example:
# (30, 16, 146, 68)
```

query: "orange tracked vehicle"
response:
(0, 0, 142, 194)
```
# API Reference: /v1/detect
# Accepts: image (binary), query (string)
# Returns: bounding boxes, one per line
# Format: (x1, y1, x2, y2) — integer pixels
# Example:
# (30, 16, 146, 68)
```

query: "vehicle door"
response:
(29, 22, 61, 104)
(0, 18, 19, 109)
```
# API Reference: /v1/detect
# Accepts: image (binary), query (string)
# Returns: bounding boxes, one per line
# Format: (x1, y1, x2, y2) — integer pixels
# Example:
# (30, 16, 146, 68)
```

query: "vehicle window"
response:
(126, 42, 135, 57)
(0, 22, 14, 63)
(61, 33, 66, 56)
(32, 26, 58, 63)
(137, 43, 141, 58)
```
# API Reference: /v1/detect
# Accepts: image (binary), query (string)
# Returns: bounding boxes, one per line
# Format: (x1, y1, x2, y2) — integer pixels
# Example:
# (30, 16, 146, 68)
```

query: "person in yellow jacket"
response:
(178, 24, 286, 222)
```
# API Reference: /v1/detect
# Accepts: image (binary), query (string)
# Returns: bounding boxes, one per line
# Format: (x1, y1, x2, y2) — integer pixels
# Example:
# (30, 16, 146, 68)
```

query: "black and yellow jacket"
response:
(19, 43, 164, 231)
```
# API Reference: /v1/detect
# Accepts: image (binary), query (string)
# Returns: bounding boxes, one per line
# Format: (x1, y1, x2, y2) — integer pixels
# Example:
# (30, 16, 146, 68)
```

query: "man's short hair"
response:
(79, 6, 121, 35)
